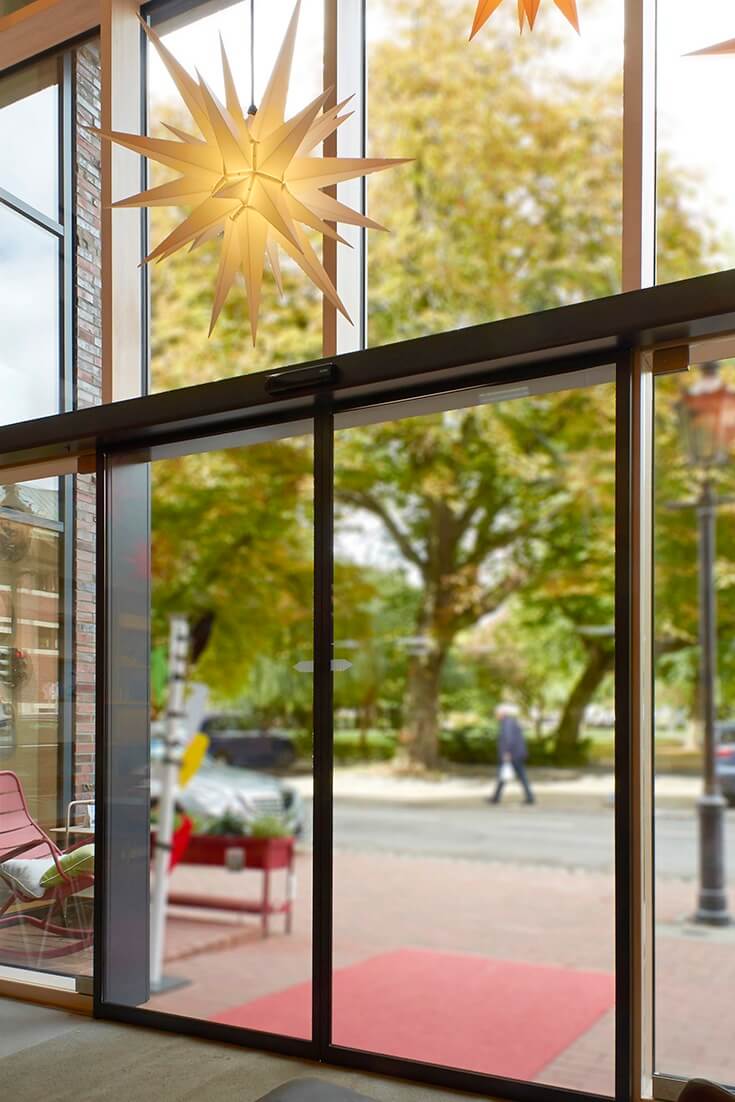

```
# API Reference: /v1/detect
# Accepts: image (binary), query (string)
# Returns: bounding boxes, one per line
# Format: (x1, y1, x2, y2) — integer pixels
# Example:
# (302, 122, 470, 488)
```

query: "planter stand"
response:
(162, 833, 296, 938)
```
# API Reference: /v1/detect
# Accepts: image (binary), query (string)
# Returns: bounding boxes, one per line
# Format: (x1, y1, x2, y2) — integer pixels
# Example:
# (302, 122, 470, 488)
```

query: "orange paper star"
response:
(95, 1, 408, 342)
(470, 0, 580, 39)
(686, 36, 735, 57)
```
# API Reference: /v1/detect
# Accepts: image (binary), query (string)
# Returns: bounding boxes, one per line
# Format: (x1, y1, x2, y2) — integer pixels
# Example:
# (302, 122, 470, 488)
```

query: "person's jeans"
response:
(491, 759, 535, 804)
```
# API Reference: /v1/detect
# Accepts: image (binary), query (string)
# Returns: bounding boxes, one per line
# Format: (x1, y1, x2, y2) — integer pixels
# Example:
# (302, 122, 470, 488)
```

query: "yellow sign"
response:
(179, 733, 209, 787)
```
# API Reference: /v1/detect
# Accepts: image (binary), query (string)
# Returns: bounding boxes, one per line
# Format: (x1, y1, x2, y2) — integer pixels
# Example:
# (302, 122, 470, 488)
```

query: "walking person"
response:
(489, 703, 535, 805)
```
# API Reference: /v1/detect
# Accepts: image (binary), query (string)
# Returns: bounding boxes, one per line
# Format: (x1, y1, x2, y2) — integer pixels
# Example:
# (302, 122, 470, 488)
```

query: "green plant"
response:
(248, 815, 292, 839)
(194, 811, 292, 838)
(200, 811, 249, 836)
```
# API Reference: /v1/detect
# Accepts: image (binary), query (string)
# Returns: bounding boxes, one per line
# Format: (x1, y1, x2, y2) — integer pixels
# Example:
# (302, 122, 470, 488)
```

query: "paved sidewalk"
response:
(289, 764, 702, 810)
(149, 849, 735, 1094)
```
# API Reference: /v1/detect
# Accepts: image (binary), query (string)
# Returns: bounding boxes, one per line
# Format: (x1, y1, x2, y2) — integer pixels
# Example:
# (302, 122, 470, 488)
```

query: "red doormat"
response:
(214, 948, 615, 1078)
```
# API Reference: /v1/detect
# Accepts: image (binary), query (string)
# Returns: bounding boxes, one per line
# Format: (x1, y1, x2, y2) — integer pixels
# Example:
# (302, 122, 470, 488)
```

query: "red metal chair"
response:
(0, 770, 94, 964)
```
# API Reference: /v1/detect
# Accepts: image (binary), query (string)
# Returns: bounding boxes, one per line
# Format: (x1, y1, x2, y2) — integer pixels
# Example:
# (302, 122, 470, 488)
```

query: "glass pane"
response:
(117, 425, 314, 1038)
(0, 475, 94, 983)
(656, 3, 735, 283)
(148, 0, 324, 390)
(366, 0, 624, 347)
(654, 359, 735, 1085)
(0, 59, 59, 220)
(0, 204, 59, 425)
(333, 367, 617, 1091)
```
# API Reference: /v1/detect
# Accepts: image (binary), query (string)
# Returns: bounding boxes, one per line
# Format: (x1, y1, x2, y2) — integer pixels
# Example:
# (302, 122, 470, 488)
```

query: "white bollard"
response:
(150, 613, 189, 991)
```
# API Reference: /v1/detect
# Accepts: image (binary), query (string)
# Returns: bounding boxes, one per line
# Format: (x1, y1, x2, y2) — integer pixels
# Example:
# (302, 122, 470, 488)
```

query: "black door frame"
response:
(90, 344, 633, 1102)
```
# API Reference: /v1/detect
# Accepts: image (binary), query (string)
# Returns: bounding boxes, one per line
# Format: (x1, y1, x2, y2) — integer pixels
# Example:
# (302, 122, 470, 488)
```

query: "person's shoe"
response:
(523, 798, 535, 805)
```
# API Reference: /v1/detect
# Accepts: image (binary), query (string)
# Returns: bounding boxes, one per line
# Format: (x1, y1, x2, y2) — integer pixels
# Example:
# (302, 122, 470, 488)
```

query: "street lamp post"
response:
(678, 362, 735, 926)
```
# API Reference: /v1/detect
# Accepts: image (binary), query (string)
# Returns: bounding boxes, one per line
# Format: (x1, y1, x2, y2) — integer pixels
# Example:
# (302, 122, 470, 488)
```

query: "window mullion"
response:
(622, 0, 657, 291)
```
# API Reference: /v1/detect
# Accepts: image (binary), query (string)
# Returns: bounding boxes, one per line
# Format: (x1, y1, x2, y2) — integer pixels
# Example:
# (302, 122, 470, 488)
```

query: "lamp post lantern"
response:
(678, 362, 735, 926)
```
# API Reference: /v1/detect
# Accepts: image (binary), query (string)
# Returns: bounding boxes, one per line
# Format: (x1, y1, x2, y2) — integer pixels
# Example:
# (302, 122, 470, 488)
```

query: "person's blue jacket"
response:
(497, 716, 527, 763)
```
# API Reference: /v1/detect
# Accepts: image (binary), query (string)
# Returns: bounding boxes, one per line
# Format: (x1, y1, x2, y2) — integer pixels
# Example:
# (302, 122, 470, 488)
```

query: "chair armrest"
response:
(65, 836, 94, 855)
(0, 839, 49, 864)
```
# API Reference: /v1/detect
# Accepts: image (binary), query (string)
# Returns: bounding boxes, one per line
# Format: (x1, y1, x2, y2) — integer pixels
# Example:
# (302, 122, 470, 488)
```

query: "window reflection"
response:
(0, 59, 59, 219)
(0, 485, 62, 826)
(0, 205, 59, 426)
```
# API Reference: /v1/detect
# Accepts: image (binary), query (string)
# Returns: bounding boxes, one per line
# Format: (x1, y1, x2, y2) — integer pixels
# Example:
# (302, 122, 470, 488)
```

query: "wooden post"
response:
(101, 0, 144, 403)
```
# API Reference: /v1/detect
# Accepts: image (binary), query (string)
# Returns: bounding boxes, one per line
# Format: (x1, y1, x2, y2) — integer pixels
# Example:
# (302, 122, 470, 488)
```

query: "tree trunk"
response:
(359, 685, 378, 756)
(553, 644, 614, 764)
(402, 648, 447, 769)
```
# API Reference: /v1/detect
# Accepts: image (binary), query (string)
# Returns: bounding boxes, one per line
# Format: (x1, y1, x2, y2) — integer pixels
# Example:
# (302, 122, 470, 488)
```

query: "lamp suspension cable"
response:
(248, 0, 257, 115)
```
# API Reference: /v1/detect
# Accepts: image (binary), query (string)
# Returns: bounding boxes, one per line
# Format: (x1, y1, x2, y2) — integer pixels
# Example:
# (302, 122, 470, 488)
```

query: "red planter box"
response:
(150, 829, 295, 936)
(181, 833, 293, 870)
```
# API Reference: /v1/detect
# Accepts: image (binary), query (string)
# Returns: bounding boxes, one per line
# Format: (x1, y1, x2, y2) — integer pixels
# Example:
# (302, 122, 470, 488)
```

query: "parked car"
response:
(199, 714, 298, 770)
(150, 736, 306, 835)
(715, 722, 735, 806)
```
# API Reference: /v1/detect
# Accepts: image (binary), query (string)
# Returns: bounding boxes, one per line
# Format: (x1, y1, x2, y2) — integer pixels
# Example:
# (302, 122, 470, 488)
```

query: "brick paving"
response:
(3, 842, 732, 1093)
(142, 850, 735, 1093)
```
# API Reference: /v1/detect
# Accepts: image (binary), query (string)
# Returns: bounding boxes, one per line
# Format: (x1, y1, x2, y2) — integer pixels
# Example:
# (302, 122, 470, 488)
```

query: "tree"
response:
(148, 0, 718, 764)
(366, 0, 717, 345)
(151, 439, 313, 701)
(336, 394, 595, 767)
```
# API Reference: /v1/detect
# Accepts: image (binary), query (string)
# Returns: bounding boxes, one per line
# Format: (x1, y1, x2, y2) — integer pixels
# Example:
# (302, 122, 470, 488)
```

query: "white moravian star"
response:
(96, 0, 409, 342)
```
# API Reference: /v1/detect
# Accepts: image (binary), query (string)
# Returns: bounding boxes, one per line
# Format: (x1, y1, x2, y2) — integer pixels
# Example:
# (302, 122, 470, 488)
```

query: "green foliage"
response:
(366, 0, 714, 346)
(247, 815, 292, 839)
(147, 0, 721, 767)
(195, 811, 292, 838)
(295, 728, 398, 763)
(151, 438, 313, 701)
(438, 726, 566, 767)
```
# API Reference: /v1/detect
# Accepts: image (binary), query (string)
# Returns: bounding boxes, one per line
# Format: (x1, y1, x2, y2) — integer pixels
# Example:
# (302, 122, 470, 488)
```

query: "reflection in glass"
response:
(0, 205, 59, 426)
(0, 478, 96, 980)
(0, 59, 59, 219)
(333, 369, 616, 1092)
(654, 362, 735, 1085)
(134, 428, 314, 1038)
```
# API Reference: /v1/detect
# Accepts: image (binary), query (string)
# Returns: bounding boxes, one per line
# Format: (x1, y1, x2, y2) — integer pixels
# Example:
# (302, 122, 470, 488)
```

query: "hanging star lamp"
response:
(95, 1, 408, 343)
(469, 0, 580, 40)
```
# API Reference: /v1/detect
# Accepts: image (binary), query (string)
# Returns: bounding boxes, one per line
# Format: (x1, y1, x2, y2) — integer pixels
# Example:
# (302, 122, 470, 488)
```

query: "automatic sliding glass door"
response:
(99, 353, 630, 1098)
(100, 420, 315, 1045)
(331, 365, 620, 1094)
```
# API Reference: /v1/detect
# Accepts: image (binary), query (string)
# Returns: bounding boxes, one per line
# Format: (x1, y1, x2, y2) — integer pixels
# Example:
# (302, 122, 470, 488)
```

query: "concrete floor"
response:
(0, 997, 471, 1102)
(0, 997, 80, 1059)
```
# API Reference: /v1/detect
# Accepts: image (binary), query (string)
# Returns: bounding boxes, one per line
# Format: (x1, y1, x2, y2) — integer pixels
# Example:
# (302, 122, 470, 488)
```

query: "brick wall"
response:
(73, 41, 102, 803)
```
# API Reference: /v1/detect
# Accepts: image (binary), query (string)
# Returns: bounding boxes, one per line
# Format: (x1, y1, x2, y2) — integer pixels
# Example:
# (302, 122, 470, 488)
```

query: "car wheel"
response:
(726, 794, 735, 809)
(214, 750, 231, 766)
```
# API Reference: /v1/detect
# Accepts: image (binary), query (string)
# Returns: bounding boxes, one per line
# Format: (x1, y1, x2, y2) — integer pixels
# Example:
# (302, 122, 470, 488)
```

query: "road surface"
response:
(331, 800, 735, 879)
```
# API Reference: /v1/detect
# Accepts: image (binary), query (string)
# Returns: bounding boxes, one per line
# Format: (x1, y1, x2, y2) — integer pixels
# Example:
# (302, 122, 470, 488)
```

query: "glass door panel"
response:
(103, 421, 314, 1040)
(0, 470, 93, 986)
(332, 367, 618, 1092)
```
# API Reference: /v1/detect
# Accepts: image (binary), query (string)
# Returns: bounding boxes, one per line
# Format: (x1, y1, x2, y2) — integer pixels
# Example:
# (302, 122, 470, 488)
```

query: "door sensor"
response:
(265, 362, 338, 394)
